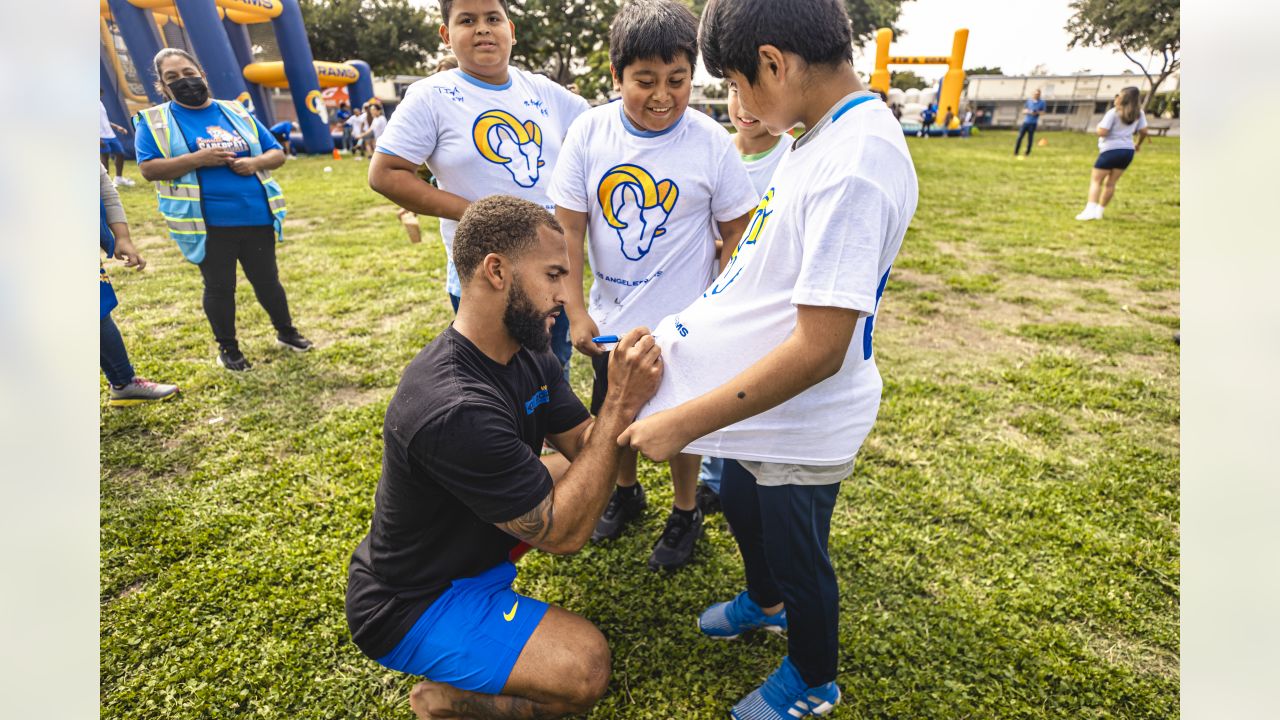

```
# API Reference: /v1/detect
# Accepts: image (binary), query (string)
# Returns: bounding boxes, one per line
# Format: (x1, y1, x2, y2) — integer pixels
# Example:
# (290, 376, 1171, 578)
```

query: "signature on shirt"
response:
(523, 98, 549, 117)
(434, 86, 465, 102)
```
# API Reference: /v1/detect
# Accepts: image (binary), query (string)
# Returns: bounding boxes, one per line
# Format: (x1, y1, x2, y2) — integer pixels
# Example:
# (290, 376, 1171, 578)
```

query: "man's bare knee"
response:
(566, 634, 611, 712)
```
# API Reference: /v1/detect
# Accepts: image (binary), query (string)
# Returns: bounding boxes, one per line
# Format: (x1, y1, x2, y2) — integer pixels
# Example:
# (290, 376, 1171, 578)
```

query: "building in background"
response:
(963, 72, 1180, 134)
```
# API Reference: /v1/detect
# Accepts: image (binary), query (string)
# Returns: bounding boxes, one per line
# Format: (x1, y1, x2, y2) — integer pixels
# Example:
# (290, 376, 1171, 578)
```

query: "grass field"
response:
(101, 129, 1179, 719)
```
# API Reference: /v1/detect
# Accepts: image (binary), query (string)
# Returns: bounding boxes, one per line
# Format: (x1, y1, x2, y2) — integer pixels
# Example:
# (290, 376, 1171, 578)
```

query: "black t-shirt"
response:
(345, 327, 590, 659)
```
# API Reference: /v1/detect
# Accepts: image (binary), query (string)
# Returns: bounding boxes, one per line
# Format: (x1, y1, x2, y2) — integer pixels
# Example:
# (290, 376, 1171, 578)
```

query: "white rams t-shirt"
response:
(641, 93, 918, 466)
(377, 67, 589, 293)
(548, 103, 758, 336)
(740, 132, 793, 196)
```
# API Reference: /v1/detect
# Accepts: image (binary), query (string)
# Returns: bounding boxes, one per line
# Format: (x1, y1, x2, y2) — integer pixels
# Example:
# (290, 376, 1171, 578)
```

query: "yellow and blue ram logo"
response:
(596, 164, 679, 262)
(305, 89, 324, 115)
(472, 110, 545, 188)
(706, 188, 773, 297)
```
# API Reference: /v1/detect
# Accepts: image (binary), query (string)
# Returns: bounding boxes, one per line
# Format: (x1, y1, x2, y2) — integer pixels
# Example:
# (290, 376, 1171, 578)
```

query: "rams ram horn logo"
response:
(597, 164, 679, 262)
(472, 110, 545, 188)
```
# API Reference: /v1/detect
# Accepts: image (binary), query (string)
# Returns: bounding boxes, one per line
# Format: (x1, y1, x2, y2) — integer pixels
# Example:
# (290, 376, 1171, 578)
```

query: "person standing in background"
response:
(100, 164, 179, 405)
(1075, 86, 1149, 221)
(1014, 88, 1046, 157)
(100, 92, 134, 187)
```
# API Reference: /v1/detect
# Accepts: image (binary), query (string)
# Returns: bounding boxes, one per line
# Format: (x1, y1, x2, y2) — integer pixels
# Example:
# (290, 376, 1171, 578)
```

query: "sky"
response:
(409, 0, 1153, 83)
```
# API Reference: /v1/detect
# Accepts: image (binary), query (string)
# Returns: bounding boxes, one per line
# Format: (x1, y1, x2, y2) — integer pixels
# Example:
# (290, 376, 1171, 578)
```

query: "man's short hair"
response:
(609, 0, 699, 79)
(699, 0, 854, 85)
(439, 0, 509, 24)
(453, 195, 564, 283)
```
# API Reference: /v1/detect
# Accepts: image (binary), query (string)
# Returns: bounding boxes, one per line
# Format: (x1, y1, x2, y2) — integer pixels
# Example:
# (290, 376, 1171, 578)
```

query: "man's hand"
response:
(617, 407, 689, 463)
(602, 327, 662, 417)
(568, 309, 605, 357)
(113, 237, 146, 271)
(227, 155, 260, 176)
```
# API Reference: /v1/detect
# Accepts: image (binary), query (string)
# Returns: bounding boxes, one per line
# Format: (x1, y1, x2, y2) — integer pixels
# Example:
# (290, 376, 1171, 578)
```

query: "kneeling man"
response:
(346, 195, 662, 719)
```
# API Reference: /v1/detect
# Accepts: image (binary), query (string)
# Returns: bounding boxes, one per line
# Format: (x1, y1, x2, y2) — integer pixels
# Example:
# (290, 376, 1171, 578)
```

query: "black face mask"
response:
(167, 77, 209, 106)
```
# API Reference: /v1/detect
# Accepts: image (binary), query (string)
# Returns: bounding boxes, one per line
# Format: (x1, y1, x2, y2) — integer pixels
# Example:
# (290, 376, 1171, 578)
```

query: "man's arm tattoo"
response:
(498, 491, 555, 545)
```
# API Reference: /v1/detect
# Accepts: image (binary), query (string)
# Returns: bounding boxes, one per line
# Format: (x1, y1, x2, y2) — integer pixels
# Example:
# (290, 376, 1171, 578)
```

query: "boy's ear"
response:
(610, 64, 622, 90)
(439, 24, 450, 48)
(757, 45, 786, 83)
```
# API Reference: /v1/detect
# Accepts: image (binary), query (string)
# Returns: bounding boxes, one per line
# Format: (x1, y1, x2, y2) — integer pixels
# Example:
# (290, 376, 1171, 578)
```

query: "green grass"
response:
(101, 130, 1179, 718)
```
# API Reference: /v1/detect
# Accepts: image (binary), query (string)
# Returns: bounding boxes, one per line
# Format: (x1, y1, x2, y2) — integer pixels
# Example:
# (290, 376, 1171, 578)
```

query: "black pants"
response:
(720, 459, 841, 688)
(198, 225, 296, 349)
(1015, 122, 1037, 154)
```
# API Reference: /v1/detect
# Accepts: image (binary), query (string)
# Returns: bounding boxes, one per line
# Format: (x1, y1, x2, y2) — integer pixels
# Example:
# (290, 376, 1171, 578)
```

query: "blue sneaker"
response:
(698, 590, 787, 639)
(731, 657, 840, 720)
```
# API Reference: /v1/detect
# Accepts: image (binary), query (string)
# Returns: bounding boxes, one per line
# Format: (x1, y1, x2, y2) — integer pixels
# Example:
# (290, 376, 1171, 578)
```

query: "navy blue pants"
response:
(100, 314, 135, 387)
(720, 459, 841, 688)
(1015, 122, 1038, 154)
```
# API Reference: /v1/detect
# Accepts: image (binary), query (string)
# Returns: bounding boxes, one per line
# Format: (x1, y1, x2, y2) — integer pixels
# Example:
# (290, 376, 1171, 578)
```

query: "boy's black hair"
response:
(700, 0, 854, 85)
(609, 0, 699, 79)
(439, 0, 509, 24)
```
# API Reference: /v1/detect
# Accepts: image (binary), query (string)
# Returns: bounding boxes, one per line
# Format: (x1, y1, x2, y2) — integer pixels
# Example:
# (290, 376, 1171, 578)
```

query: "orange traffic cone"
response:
(332, 147, 342, 160)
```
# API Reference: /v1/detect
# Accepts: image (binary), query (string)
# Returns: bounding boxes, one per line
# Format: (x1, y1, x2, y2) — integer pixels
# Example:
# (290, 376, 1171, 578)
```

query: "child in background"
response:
(620, 0, 919, 715)
(696, 83, 794, 515)
(345, 107, 365, 156)
(550, 0, 757, 571)
(100, 165, 179, 406)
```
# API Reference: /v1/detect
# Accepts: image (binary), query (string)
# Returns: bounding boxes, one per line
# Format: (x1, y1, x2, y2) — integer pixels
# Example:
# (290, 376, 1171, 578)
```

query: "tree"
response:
(965, 66, 1003, 76)
(299, 0, 439, 76)
(1067, 0, 1179, 109)
(688, 0, 910, 47)
(506, 0, 621, 100)
(889, 70, 927, 90)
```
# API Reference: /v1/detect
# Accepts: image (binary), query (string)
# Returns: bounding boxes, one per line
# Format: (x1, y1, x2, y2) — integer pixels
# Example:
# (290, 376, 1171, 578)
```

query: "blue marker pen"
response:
(592, 335, 621, 344)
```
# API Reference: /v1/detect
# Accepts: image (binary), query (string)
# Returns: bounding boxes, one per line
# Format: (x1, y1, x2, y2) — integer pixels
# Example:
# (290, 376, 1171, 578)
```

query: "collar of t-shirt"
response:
(793, 90, 878, 151)
(446, 325, 520, 374)
(617, 101, 686, 139)
(740, 135, 784, 163)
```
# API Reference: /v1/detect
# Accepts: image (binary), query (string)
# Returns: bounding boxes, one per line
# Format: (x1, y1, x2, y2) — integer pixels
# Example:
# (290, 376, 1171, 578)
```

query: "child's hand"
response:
(569, 310, 605, 357)
(618, 408, 687, 463)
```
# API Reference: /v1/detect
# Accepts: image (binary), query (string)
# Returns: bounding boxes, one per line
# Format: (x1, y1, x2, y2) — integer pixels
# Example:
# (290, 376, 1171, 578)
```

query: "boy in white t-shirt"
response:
(369, 0, 589, 375)
(549, 0, 757, 572)
(695, 82, 795, 514)
(619, 0, 919, 716)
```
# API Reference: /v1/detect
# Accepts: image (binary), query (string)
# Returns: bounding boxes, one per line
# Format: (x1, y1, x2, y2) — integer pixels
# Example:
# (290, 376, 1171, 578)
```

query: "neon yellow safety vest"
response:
(134, 100, 287, 264)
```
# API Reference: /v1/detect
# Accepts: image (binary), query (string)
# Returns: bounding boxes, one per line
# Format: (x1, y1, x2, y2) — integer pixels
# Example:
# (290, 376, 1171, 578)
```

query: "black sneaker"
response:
(591, 485, 646, 542)
(277, 332, 314, 352)
(648, 507, 703, 571)
(217, 345, 252, 372)
(696, 483, 722, 515)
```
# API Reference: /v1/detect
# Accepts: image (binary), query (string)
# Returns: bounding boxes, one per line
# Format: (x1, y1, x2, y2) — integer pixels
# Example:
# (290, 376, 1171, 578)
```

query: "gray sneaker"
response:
(591, 485, 647, 542)
(648, 507, 703, 571)
(109, 377, 179, 407)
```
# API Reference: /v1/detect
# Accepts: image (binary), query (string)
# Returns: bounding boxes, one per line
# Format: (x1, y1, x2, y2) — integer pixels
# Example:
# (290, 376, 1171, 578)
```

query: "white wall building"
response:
(962, 72, 1180, 132)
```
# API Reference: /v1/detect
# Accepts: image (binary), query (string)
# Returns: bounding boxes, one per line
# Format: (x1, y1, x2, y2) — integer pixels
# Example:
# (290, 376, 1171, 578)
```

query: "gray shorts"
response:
(736, 458, 856, 487)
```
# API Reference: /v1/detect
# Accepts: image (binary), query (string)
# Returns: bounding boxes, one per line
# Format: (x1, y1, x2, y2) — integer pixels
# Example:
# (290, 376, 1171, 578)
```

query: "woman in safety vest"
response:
(135, 48, 311, 372)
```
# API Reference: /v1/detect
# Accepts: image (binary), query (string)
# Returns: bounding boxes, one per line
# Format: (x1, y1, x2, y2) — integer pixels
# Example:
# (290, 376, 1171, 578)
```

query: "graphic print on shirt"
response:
(596, 164, 680, 261)
(197, 125, 248, 154)
(705, 188, 773, 297)
(472, 110, 545, 188)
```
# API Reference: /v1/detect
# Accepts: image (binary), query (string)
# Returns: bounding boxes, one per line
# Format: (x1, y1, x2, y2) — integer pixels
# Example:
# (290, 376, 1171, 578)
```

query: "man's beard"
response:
(503, 276, 554, 353)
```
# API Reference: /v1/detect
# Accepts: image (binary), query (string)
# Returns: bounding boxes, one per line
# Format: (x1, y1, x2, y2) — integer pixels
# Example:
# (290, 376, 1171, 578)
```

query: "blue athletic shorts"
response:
(100, 137, 125, 155)
(1094, 149, 1135, 170)
(376, 561, 549, 695)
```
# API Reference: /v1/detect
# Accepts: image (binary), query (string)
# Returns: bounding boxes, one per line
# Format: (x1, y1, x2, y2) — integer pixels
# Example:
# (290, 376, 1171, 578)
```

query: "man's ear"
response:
(481, 253, 507, 290)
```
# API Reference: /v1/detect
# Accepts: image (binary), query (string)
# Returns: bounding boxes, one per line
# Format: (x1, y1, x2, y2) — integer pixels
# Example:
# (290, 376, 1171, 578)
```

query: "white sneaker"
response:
(111, 176, 120, 188)
(120, 176, 136, 187)
(1076, 203, 1102, 221)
